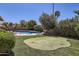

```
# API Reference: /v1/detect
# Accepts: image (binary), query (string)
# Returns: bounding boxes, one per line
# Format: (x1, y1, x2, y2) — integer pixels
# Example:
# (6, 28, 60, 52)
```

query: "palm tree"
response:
(8, 22, 14, 31)
(55, 11, 60, 18)
(54, 11, 60, 24)
(74, 10, 79, 15)
(0, 16, 4, 21)
(2, 22, 9, 30)
(20, 20, 26, 29)
(74, 10, 79, 22)
(3, 22, 14, 31)
(53, 11, 60, 27)
(0, 16, 4, 29)
(13, 23, 18, 31)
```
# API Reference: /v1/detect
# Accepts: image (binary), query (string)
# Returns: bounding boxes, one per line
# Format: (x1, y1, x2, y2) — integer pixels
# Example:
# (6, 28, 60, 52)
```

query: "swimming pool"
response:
(14, 31, 44, 36)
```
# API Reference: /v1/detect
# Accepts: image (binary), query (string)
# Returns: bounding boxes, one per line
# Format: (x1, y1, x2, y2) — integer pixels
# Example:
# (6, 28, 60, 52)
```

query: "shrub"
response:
(74, 23, 79, 37)
(0, 29, 15, 53)
(44, 29, 54, 36)
(59, 20, 78, 38)
(34, 25, 43, 32)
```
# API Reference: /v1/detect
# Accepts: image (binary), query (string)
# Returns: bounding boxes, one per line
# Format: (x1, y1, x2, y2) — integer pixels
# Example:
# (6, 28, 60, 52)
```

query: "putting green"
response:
(24, 36, 71, 50)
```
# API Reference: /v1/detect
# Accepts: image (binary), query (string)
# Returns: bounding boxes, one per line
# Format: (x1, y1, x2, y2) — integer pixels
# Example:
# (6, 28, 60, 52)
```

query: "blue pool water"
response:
(14, 31, 43, 36)
(16, 31, 38, 34)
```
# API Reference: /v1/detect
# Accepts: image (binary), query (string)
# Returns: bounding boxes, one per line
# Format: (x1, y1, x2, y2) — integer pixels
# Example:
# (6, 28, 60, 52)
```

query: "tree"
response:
(13, 23, 18, 31)
(2, 22, 9, 30)
(39, 13, 56, 30)
(27, 20, 37, 30)
(20, 20, 26, 29)
(55, 11, 60, 18)
(0, 16, 4, 21)
(74, 23, 79, 36)
(8, 22, 14, 31)
(74, 10, 79, 22)
(3, 22, 14, 31)
(74, 10, 79, 15)
(34, 25, 43, 32)
(9, 22, 13, 27)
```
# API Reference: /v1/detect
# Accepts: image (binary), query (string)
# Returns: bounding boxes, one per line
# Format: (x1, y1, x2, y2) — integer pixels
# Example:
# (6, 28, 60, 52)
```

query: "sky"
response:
(54, 3, 79, 21)
(0, 3, 79, 24)
(0, 3, 53, 24)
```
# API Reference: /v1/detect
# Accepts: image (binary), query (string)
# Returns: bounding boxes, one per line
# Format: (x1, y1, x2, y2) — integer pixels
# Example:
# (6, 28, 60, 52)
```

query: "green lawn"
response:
(13, 35, 79, 56)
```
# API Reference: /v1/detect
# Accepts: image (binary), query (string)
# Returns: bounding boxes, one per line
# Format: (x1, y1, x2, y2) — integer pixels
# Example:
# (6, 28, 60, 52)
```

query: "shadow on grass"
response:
(0, 50, 15, 56)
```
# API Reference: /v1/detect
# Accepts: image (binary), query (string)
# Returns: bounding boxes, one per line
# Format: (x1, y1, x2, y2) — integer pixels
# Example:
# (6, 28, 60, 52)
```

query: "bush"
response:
(0, 29, 15, 53)
(34, 25, 43, 32)
(74, 23, 79, 37)
(44, 29, 54, 36)
(59, 21, 78, 38)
